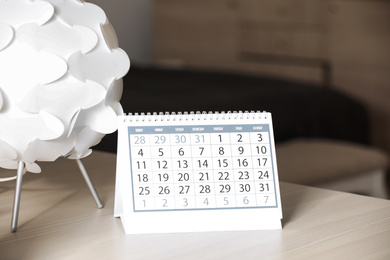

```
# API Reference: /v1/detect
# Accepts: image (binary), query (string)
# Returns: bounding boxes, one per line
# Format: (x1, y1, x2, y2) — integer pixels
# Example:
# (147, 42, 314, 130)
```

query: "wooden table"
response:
(0, 151, 389, 259)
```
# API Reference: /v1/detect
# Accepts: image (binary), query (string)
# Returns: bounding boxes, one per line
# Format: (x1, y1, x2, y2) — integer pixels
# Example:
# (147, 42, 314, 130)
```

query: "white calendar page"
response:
(115, 111, 282, 234)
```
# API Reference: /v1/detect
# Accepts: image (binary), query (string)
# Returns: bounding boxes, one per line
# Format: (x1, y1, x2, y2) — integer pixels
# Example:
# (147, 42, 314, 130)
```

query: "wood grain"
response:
(0, 151, 389, 259)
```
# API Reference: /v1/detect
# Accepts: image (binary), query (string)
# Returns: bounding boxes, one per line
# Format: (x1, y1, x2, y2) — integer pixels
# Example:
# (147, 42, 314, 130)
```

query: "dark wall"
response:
(95, 66, 370, 153)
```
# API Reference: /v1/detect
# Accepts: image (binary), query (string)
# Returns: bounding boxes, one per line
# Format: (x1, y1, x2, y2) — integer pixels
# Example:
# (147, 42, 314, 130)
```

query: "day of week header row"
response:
(129, 125, 269, 134)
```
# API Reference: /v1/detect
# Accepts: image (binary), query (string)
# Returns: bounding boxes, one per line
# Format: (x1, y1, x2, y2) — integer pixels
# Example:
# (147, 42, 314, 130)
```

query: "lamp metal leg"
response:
(76, 159, 103, 208)
(10, 159, 103, 232)
(11, 161, 25, 232)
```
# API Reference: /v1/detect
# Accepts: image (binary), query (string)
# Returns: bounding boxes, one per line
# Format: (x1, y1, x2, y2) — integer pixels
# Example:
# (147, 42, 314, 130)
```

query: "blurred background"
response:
(90, 0, 389, 154)
(90, 0, 390, 197)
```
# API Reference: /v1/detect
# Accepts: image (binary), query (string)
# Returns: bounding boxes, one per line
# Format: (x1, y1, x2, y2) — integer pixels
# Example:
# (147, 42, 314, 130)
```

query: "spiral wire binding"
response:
(123, 111, 269, 122)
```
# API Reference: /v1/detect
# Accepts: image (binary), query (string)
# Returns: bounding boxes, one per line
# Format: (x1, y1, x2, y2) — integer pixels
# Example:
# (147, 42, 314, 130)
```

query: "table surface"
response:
(0, 151, 389, 260)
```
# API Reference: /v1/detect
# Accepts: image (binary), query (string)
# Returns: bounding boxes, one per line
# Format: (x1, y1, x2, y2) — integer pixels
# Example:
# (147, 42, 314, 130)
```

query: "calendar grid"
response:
(128, 124, 279, 212)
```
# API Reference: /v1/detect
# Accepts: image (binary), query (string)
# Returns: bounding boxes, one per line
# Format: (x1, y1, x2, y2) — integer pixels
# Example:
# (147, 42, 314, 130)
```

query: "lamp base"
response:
(11, 159, 103, 232)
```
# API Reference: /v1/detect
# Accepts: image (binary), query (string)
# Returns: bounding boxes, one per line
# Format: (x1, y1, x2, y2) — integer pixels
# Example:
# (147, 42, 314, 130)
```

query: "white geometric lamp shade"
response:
(0, 0, 130, 231)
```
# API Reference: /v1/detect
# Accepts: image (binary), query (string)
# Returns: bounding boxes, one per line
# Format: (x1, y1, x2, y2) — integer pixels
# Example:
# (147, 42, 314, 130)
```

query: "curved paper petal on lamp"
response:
(105, 79, 124, 115)
(101, 22, 119, 50)
(68, 49, 130, 86)
(0, 158, 41, 174)
(67, 109, 82, 138)
(19, 79, 106, 116)
(0, 111, 64, 140)
(0, 160, 19, 171)
(0, 0, 54, 28)
(23, 138, 74, 164)
(0, 24, 13, 51)
(0, 42, 68, 96)
(67, 149, 93, 160)
(0, 113, 65, 159)
(0, 88, 3, 111)
(39, 111, 66, 140)
(37, 52, 68, 85)
(50, 0, 106, 28)
(0, 0, 130, 173)
(17, 23, 98, 56)
(0, 140, 18, 160)
(25, 163, 41, 174)
(0, 112, 64, 169)
(75, 104, 119, 134)
(74, 127, 105, 156)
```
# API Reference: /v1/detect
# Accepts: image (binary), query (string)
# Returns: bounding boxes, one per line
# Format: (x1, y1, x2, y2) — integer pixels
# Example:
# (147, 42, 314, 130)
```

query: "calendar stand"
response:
(115, 111, 283, 234)
(10, 158, 103, 232)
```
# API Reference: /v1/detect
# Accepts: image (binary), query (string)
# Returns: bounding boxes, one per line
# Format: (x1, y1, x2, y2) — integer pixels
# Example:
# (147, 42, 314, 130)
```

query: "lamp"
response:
(0, 0, 130, 231)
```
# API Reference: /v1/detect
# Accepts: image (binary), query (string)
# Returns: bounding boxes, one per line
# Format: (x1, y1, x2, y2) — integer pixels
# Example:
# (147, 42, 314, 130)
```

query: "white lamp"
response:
(0, 0, 130, 231)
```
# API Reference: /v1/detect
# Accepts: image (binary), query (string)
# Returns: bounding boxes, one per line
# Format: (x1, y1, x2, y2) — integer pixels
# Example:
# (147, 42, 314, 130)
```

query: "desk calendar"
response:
(115, 111, 283, 234)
